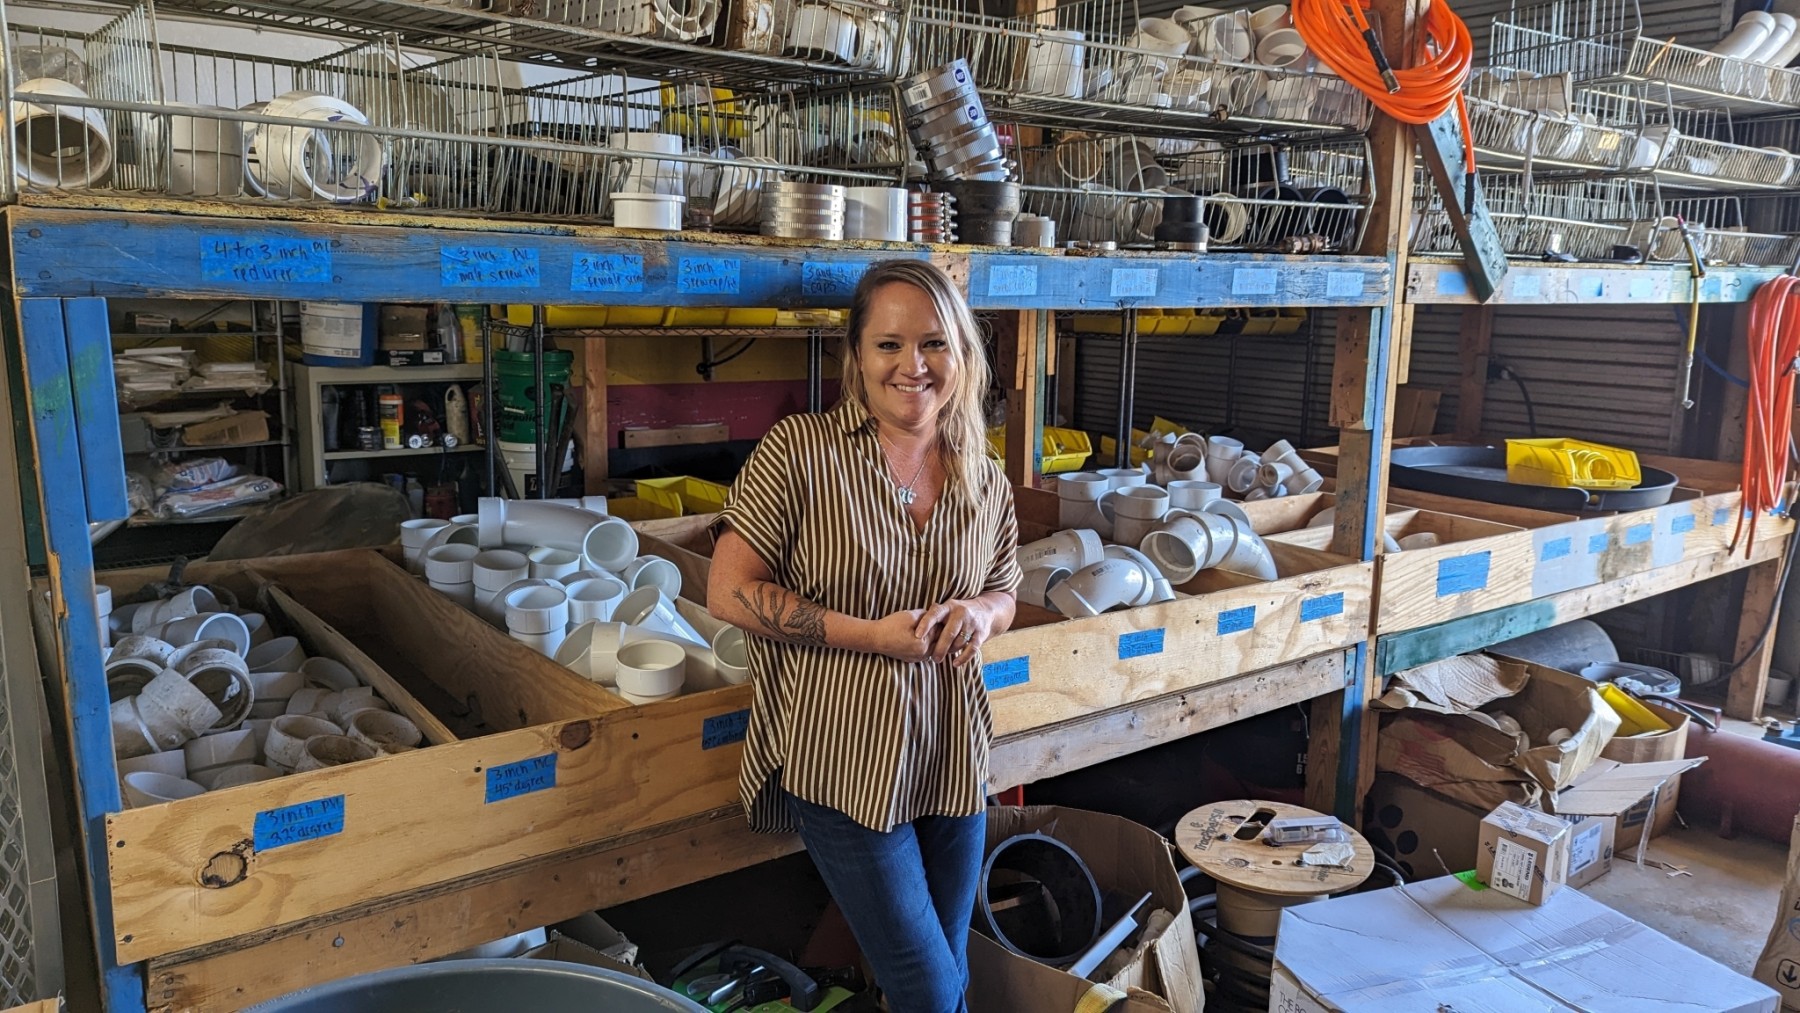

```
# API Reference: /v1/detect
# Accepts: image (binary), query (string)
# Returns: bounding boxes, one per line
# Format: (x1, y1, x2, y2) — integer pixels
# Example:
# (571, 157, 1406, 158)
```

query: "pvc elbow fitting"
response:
(1216, 519, 1279, 581)
(1047, 558, 1147, 618)
(1018, 528, 1106, 572)
(477, 499, 639, 571)
(1102, 545, 1166, 606)
(1019, 566, 1072, 611)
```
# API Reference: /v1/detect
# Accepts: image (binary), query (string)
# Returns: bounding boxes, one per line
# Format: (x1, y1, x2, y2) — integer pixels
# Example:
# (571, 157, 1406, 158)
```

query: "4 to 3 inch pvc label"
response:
(677, 257, 741, 295)
(983, 657, 1030, 692)
(571, 252, 645, 292)
(1118, 629, 1165, 659)
(1436, 552, 1490, 597)
(1300, 593, 1345, 622)
(1217, 606, 1256, 635)
(441, 246, 541, 287)
(253, 795, 345, 851)
(702, 709, 751, 749)
(202, 235, 332, 285)
(485, 753, 557, 803)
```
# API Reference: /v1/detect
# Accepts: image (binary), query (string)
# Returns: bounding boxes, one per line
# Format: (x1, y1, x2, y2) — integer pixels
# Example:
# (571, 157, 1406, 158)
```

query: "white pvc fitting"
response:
(330, 686, 390, 725)
(505, 584, 571, 635)
(96, 584, 112, 649)
(1291, 467, 1325, 494)
(1113, 515, 1160, 550)
(121, 772, 206, 808)
(241, 612, 273, 648)
(1019, 566, 1072, 610)
(1217, 518, 1279, 580)
(265, 714, 343, 770)
(110, 697, 157, 759)
(483, 578, 555, 628)
(1142, 514, 1210, 583)
(111, 634, 176, 668)
(117, 749, 187, 780)
(527, 546, 583, 580)
(1245, 487, 1272, 502)
(349, 709, 423, 754)
(429, 580, 476, 607)
(1259, 459, 1296, 487)
(511, 627, 567, 658)
(583, 516, 641, 572)
(554, 620, 627, 684)
(1227, 453, 1264, 494)
(1167, 480, 1222, 511)
(541, 496, 610, 513)
(473, 549, 531, 592)
(286, 687, 334, 717)
(195, 764, 282, 790)
(300, 657, 360, 691)
(1102, 544, 1171, 605)
(400, 517, 450, 548)
(566, 576, 628, 624)
(478, 498, 627, 562)
(1264, 439, 1296, 462)
(1018, 528, 1106, 572)
(1057, 472, 1110, 502)
(712, 626, 750, 685)
(249, 669, 303, 703)
(106, 656, 164, 703)
(183, 728, 257, 775)
(616, 586, 709, 646)
(620, 555, 683, 598)
(133, 586, 222, 633)
(1047, 558, 1147, 618)
(144, 612, 251, 655)
(1100, 466, 1149, 490)
(615, 640, 688, 700)
(1058, 500, 1112, 538)
(177, 651, 255, 732)
(425, 542, 481, 585)
(1398, 532, 1442, 550)
(138, 667, 224, 747)
(451, 513, 480, 525)
(1107, 485, 1170, 521)
(421, 522, 481, 562)
(295, 734, 377, 773)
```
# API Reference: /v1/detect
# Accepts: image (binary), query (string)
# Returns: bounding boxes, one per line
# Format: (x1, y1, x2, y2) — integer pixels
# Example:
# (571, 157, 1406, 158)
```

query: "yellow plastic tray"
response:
(504, 305, 609, 328)
(1041, 427, 1093, 473)
(1599, 683, 1673, 737)
(1506, 438, 1641, 490)
(1069, 313, 1125, 335)
(637, 476, 730, 515)
(607, 495, 682, 521)
(664, 307, 730, 328)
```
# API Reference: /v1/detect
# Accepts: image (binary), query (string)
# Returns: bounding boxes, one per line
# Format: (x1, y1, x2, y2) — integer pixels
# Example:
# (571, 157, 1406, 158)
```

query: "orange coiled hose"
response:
(1736, 275, 1800, 555)
(1292, 0, 1478, 183)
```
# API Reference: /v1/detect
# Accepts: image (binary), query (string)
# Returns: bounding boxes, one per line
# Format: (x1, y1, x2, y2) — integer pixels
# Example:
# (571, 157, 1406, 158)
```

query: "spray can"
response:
(378, 387, 404, 450)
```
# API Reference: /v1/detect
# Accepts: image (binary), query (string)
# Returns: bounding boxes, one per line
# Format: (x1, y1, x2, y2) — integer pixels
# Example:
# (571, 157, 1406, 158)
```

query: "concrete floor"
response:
(1581, 826, 1787, 976)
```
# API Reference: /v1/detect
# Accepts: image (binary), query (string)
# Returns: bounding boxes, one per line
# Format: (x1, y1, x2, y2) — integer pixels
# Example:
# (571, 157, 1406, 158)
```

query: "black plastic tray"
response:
(1388, 446, 1679, 512)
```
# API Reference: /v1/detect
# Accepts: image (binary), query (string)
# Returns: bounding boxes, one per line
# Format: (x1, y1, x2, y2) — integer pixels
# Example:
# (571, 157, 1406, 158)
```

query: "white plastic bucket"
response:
(300, 302, 369, 365)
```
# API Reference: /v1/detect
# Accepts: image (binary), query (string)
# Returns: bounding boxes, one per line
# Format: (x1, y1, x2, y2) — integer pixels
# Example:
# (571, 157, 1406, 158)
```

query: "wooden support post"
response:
(1726, 558, 1784, 720)
(998, 311, 1049, 487)
(1456, 305, 1493, 439)
(1305, 0, 1422, 821)
(1415, 113, 1509, 302)
(582, 338, 608, 492)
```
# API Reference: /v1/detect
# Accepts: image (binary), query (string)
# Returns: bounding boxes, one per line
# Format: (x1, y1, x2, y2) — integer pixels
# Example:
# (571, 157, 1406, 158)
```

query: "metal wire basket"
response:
(1411, 175, 1641, 260)
(905, 0, 1371, 140)
(1647, 97, 1800, 192)
(1490, 0, 1800, 115)
(1463, 73, 1643, 174)
(1656, 194, 1800, 266)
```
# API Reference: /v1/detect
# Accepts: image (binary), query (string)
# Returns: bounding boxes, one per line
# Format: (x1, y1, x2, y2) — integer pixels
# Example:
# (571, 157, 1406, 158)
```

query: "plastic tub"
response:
(244, 958, 706, 1011)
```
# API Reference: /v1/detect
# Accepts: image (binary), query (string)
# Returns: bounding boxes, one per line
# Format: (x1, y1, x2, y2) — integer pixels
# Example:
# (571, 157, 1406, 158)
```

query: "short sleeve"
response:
(712, 419, 800, 576)
(982, 467, 1023, 596)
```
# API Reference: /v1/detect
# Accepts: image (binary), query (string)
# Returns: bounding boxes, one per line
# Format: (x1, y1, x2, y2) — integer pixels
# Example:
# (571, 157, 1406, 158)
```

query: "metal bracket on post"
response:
(1416, 111, 1509, 303)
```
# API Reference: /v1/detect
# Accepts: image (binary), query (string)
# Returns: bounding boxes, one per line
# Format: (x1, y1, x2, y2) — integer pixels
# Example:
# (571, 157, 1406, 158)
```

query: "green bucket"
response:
(495, 348, 573, 441)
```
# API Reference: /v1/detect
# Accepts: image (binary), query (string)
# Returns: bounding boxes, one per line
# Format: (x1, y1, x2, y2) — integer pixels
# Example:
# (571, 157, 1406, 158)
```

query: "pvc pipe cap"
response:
(615, 639, 688, 698)
(424, 543, 481, 583)
(505, 584, 571, 635)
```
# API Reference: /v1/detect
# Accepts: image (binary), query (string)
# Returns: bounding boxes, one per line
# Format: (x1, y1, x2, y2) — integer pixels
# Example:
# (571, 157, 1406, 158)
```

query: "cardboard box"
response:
(1272, 876, 1779, 1011)
(1477, 801, 1574, 904)
(379, 304, 431, 350)
(973, 806, 1204, 1013)
(1565, 815, 1615, 890)
(1599, 697, 1691, 838)
(1366, 774, 1486, 881)
(181, 410, 269, 447)
(523, 933, 650, 982)
(1552, 757, 1705, 861)
(1375, 654, 1622, 810)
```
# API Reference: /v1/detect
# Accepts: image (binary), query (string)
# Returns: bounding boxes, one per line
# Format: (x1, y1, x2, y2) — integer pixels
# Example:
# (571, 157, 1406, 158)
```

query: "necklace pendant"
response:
(896, 486, 917, 506)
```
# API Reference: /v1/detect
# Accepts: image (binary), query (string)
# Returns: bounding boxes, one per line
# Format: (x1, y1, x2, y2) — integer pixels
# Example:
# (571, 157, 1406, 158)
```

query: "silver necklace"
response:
(877, 430, 930, 505)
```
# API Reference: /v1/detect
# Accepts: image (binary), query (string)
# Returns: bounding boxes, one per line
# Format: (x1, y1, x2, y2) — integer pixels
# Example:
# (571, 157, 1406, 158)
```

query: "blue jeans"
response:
(787, 794, 986, 1013)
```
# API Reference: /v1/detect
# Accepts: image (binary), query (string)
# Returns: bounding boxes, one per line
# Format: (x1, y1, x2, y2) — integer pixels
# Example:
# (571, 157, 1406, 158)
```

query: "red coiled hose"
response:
(1736, 275, 1800, 554)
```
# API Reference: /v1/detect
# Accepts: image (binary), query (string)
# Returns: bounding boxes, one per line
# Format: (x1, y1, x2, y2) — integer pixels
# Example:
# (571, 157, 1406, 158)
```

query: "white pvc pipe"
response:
(1047, 558, 1147, 617)
(712, 626, 750, 685)
(477, 499, 639, 570)
(616, 586, 709, 646)
(621, 555, 683, 597)
(1216, 518, 1279, 580)
(1142, 514, 1209, 583)
(1103, 545, 1174, 604)
(615, 640, 688, 699)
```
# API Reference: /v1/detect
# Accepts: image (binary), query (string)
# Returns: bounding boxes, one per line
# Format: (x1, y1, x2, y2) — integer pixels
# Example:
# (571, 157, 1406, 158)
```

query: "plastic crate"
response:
(607, 495, 682, 521)
(637, 476, 729, 514)
(504, 305, 609, 327)
(1186, 311, 1226, 336)
(1506, 438, 1641, 490)
(1040, 427, 1092, 473)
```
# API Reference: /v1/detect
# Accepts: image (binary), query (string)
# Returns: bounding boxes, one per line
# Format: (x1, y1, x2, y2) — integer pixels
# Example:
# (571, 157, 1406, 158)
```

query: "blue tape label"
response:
(1539, 537, 1572, 562)
(677, 257, 741, 295)
(485, 753, 557, 803)
(1625, 523, 1653, 546)
(1672, 514, 1696, 534)
(1232, 268, 1278, 296)
(1436, 552, 1491, 597)
(1702, 276, 1722, 301)
(1435, 270, 1468, 296)
(253, 795, 345, 851)
(201, 235, 332, 285)
(441, 245, 541, 288)
(987, 263, 1039, 297)
(1588, 533, 1611, 554)
(801, 261, 862, 298)
(1301, 593, 1345, 622)
(1326, 271, 1364, 298)
(1118, 628, 1166, 659)
(702, 708, 751, 749)
(1714, 508, 1732, 526)
(1511, 272, 1542, 299)
(1110, 268, 1158, 298)
(1628, 277, 1654, 301)
(1217, 606, 1256, 635)
(1579, 275, 1605, 299)
(570, 252, 644, 292)
(983, 656, 1030, 692)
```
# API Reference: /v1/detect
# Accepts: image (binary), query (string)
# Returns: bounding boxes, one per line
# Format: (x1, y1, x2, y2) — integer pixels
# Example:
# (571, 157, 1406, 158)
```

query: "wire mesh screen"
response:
(0, 653, 40, 1007)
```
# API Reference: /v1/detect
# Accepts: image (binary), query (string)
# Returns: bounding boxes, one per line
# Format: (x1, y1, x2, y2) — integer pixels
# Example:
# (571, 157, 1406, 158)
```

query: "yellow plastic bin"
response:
(1506, 438, 1642, 490)
(637, 476, 730, 514)
(504, 305, 608, 327)
(608, 495, 682, 521)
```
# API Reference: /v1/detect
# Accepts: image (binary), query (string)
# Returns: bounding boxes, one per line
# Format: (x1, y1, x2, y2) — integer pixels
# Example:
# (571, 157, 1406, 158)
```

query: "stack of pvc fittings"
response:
(909, 191, 958, 243)
(1014, 528, 1185, 617)
(107, 586, 418, 807)
(761, 181, 846, 241)
(12, 78, 114, 189)
(553, 585, 750, 703)
(900, 60, 1010, 182)
(1205, 437, 1323, 501)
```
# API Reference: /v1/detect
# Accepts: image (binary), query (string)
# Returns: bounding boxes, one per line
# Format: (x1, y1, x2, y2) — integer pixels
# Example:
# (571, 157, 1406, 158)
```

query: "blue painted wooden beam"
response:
(1409, 259, 1779, 305)
(15, 298, 145, 1013)
(63, 298, 129, 523)
(8, 209, 1392, 310)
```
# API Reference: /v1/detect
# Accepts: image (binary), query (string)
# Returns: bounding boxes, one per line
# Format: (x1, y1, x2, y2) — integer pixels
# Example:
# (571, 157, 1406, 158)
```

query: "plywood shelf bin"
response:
(85, 546, 773, 979)
(640, 488, 1374, 744)
(1301, 449, 1795, 635)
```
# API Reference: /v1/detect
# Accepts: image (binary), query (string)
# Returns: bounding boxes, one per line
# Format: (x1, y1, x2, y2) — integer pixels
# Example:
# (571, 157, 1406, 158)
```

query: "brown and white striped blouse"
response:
(713, 397, 1022, 834)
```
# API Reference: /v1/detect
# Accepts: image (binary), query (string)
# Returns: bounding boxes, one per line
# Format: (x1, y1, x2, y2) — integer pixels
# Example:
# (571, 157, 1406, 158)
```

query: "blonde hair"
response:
(841, 259, 991, 492)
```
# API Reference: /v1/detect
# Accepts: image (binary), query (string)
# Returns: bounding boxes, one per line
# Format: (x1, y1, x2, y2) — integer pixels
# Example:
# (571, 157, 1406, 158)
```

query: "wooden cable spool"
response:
(1173, 799, 1374, 940)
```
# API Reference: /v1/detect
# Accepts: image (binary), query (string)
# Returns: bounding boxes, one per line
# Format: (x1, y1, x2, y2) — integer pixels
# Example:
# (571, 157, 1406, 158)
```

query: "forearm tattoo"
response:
(733, 583, 828, 646)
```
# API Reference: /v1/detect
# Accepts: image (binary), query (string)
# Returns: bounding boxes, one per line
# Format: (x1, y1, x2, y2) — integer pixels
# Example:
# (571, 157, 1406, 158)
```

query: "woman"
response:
(707, 259, 1021, 1012)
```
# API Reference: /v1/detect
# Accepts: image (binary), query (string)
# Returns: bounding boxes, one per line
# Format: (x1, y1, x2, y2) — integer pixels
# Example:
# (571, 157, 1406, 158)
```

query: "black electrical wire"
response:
(699, 337, 758, 375)
(1510, 370, 1538, 437)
